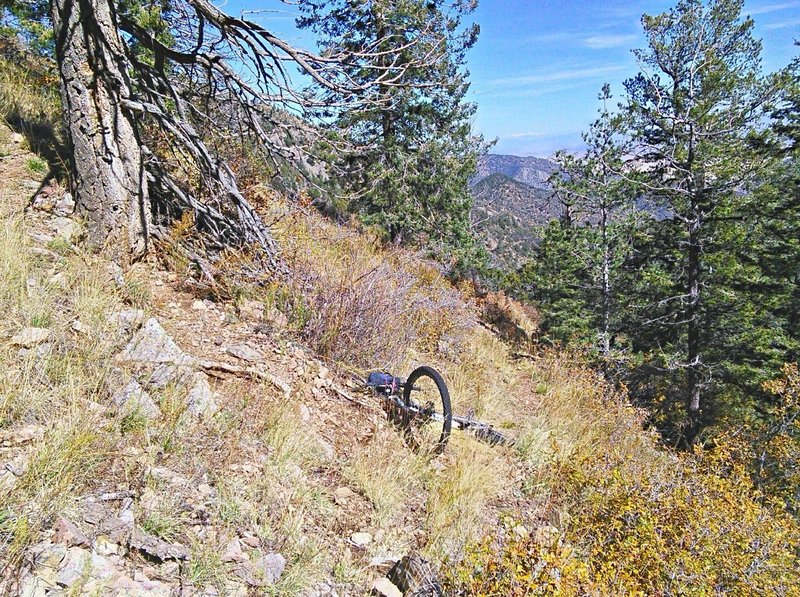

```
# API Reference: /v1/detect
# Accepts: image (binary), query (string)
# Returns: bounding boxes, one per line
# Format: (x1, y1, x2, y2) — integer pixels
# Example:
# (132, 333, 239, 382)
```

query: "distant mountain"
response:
(471, 172, 558, 269)
(474, 154, 559, 190)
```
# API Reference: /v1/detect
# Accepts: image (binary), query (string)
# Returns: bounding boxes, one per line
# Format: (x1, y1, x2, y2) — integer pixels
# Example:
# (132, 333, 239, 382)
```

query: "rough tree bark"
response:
(51, 0, 150, 260)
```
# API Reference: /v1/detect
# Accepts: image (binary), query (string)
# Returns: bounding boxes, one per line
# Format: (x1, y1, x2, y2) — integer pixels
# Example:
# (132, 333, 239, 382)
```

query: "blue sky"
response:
(238, 1, 799, 157)
(467, 0, 800, 156)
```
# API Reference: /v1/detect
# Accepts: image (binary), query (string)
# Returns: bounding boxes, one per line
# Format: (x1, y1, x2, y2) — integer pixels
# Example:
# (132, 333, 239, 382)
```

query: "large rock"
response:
(111, 379, 161, 419)
(185, 372, 219, 417)
(51, 516, 90, 548)
(225, 344, 263, 363)
(129, 527, 189, 562)
(119, 319, 194, 366)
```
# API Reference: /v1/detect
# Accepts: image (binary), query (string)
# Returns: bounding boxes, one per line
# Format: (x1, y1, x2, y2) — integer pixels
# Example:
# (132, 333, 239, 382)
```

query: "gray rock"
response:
(52, 216, 81, 242)
(0, 424, 45, 447)
(225, 344, 263, 363)
(10, 327, 50, 348)
(54, 193, 75, 216)
(145, 363, 194, 389)
(119, 318, 194, 366)
(255, 552, 286, 585)
(56, 546, 90, 587)
(111, 379, 161, 419)
(371, 578, 403, 597)
(351, 532, 372, 547)
(129, 527, 189, 562)
(185, 372, 219, 417)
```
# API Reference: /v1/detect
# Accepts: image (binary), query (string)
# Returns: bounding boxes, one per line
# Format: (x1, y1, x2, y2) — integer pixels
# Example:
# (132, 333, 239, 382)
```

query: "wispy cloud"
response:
(763, 16, 800, 28)
(490, 65, 628, 89)
(746, 1, 800, 15)
(584, 34, 639, 49)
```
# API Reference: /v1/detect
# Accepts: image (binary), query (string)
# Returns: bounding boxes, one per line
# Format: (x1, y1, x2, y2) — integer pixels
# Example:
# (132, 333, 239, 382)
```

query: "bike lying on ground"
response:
(366, 366, 515, 454)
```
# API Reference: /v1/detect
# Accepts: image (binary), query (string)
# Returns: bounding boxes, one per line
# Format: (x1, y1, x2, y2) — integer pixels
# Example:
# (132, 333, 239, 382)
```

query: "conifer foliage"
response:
(298, 0, 488, 263)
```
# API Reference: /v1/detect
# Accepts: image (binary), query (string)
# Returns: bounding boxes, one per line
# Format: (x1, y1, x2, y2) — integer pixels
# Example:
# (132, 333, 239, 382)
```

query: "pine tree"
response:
(620, 0, 780, 444)
(297, 0, 488, 263)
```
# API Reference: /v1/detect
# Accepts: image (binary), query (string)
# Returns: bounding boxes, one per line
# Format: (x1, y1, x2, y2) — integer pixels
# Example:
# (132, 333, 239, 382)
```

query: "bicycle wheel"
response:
(402, 366, 452, 455)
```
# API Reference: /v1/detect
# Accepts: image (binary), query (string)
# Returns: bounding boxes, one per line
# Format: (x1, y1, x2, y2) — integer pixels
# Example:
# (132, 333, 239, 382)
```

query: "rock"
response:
(107, 309, 145, 333)
(333, 487, 356, 506)
(373, 529, 385, 544)
(185, 372, 219, 417)
(71, 319, 86, 334)
(51, 516, 90, 548)
(533, 525, 559, 546)
(513, 524, 529, 539)
(119, 318, 194, 366)
(191, 300, 207, 311)
(129, 527, 189, 562)
(52, 216, 81, 242)
(221, 538, 245, 563)
(240, 533, 261, 549)
(54, 192, 75, 216)
(10, 327, 50, 347)
(0, 424, 45, 446)
(56, 547, 90, 587)
(11, 132, 24, 144)
(371, 578, 403, 597)
(144, 363, 195, 389)
(238, 299, 263, 322)
(351, 532, 372, 547)
(93, 536, 121, 556)
(225, 344, 263, 363)
(254, 553, 286, 585)
(111, 378, 161, 419)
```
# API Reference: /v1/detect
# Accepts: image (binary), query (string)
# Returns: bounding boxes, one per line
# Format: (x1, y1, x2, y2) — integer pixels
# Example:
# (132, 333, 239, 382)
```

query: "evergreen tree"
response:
(620, 0, 781, 445)
(520, 86, 638, 358)
(297, 0, 488, 263)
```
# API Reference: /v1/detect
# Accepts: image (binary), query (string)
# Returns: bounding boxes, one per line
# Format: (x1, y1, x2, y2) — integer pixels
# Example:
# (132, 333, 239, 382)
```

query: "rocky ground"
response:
(0, 124, 536, 596)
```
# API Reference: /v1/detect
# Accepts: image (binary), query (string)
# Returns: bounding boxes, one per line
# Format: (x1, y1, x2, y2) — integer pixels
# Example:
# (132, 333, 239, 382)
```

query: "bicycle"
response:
(366, 366, 515, 454)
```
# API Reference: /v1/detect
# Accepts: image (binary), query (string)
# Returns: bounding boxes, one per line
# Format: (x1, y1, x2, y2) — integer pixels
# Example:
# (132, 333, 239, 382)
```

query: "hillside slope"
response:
(1, 123, 798, 596)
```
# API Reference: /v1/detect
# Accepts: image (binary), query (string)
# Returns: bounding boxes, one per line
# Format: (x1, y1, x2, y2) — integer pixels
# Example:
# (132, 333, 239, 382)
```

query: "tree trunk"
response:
(52, 0, 150, 260)
(685, 208, 703, 445)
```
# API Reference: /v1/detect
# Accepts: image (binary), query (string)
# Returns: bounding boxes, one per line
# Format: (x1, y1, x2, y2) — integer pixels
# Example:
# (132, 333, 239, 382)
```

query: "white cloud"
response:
(490, 65, 628, 89)
(763, 16, 800, 28)
(584, 34, 640, 49)
(746, 1, 800, 15)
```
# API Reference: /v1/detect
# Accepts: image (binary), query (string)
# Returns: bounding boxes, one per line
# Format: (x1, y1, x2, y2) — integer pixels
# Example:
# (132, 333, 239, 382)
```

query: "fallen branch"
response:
(198, 359, 291, 396)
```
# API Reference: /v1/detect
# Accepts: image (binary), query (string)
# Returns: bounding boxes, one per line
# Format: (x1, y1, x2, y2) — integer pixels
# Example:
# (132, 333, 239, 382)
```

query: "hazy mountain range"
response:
(471, 154, 559, 269)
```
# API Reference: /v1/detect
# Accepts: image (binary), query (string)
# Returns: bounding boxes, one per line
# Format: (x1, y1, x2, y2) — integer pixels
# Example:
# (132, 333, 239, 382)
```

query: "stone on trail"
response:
(185, 372, 219, 417)
(119, 318, 194, 366)
(10, 327, 50, 348)
(371, 577, 403, 597)
(225, 344, 263, 363)
(129, 527, 189, 562)
(51, 516, 90, 548)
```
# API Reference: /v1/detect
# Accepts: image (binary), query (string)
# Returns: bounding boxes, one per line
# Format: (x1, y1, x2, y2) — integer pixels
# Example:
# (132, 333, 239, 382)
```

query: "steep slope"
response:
(471, 173, 558, 269)
(1, 121, 798, 597)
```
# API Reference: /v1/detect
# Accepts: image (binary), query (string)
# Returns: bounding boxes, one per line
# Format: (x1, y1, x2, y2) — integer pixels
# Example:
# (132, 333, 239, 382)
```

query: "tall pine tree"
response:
(297, 0, 488, 263)
(620, 0, 780, 445)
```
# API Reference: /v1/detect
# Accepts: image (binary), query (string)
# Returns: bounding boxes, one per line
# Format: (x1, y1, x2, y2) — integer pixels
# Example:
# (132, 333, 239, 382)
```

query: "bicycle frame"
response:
(368, 374, 515, 448)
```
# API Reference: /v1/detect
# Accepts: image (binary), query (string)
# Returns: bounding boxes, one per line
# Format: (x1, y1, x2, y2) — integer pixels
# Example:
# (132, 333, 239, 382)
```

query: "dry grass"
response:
(344, 428, 427, 526)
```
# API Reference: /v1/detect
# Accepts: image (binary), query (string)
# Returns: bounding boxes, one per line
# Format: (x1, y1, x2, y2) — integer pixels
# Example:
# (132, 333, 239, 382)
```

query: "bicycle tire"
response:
(402, 366, 453, 455)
